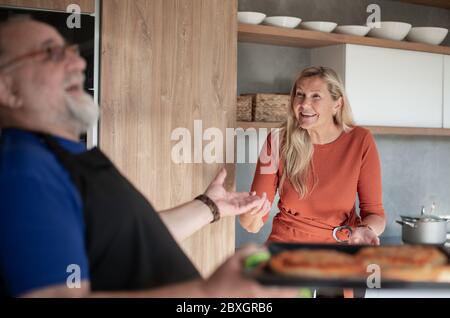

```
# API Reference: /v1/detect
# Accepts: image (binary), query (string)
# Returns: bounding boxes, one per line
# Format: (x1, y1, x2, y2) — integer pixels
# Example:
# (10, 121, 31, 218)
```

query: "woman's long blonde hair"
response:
(279, 66, 355, 198)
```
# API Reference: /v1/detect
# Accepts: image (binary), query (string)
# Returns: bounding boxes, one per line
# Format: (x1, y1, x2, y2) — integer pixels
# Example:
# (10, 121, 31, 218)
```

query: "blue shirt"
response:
(0, 129, 90, 297)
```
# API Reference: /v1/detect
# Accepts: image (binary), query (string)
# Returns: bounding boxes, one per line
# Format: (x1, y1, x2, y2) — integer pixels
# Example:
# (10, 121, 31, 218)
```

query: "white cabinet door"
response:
(345, 45, 443, 128)
(444, 55, 450, 129)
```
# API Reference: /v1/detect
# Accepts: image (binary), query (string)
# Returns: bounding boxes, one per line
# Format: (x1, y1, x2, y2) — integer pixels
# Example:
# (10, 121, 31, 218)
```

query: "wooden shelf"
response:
(398, 0, 450, 10)
(366, 126, 450, 136)
(238, 23, 450, 55)
(236, 122, 450, 136)
(237, 121, 283, 130)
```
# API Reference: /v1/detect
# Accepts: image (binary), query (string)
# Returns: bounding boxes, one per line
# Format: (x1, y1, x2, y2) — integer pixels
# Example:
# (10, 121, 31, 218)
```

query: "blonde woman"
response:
(240, 66, 386, 245)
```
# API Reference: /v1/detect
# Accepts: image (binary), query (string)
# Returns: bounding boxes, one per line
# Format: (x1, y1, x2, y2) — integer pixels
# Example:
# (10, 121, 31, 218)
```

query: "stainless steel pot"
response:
(396, 213, 449, 245)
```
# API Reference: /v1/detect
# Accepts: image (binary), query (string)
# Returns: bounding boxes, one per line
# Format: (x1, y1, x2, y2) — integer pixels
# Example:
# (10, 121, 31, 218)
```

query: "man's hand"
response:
(201, 245, 299, 298)
(205, 168, 271, 218)
(348, 226, 380, 245)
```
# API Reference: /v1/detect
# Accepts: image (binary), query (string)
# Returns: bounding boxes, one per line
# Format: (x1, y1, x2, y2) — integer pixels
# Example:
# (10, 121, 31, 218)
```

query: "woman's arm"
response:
(361, 214, 386, 236)
(351, 131, 386, 245)
(239, 133, 280, 233)
(160, 168, 270, 243)
(349, 214, 386, 245)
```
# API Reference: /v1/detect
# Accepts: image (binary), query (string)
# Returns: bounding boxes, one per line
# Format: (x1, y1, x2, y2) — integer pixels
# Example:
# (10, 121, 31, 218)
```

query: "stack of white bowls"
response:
(238, 12, 449, 46)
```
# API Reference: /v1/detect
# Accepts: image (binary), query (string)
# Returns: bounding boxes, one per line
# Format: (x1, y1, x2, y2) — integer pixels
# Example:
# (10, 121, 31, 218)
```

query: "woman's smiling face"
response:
(293, 76, 342, 131)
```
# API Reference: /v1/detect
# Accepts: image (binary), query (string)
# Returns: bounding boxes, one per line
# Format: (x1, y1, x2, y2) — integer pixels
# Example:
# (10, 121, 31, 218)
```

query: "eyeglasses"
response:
(0, 43, 80, 71)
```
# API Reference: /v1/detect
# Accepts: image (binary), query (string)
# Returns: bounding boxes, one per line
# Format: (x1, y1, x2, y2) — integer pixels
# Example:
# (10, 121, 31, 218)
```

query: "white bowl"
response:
(238, 11, 266, 25)
(263, 16, 302, 29)
(301, 21, 337, 33)
(334, 25, 371, 36)
(367, 21, 412, 41)
(406, 27, 448, 45)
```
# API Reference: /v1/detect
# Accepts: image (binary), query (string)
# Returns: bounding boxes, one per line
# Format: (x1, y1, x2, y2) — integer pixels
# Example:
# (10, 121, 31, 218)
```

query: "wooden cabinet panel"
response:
(100, 0, 237, 277)
(0, 0, 95, 13)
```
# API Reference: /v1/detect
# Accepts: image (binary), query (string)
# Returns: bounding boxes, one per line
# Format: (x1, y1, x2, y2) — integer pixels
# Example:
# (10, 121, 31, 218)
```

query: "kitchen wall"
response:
(236, 0, 450, 247)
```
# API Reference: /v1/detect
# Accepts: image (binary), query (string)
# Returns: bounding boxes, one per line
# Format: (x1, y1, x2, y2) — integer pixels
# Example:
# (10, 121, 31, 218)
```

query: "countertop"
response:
(380, 236, 450, 252)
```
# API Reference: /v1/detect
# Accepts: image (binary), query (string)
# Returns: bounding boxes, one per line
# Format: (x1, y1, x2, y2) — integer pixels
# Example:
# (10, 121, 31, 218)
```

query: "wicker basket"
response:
(254, 94, 290, 122)
(237, 95, 253, 121)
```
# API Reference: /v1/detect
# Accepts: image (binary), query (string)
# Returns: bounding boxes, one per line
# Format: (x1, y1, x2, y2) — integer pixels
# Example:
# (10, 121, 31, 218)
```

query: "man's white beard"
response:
(64, 92, 99, 134)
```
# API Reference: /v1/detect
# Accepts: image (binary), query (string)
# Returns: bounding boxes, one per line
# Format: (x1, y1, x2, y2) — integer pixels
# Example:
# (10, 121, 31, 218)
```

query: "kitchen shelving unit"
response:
(238, 23, 450, 55)
(398, 0, 450, 10)
(238, 23, 450, 136)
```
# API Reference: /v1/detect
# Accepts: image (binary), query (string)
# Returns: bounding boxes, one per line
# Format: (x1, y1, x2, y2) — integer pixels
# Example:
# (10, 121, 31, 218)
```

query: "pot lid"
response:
(401, 214, 446, 223)
(401, 206, 450, 223)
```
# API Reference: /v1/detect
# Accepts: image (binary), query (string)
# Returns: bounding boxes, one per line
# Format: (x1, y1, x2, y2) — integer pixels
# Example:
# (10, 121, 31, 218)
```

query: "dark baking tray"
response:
(245, 243, 450, 289)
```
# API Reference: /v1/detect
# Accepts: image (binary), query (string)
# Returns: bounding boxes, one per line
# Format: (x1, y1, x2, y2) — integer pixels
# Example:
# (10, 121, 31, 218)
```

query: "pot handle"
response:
(396, 220, 416, 228)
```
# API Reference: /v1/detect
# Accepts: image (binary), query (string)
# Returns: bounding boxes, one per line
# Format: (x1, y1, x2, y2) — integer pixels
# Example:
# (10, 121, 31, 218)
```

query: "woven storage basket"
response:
(254, 94, 290, 122)
(237, 95, 253, 121)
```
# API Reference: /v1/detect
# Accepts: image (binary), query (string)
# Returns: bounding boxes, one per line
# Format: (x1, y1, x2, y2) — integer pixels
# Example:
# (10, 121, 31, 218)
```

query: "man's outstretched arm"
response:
(159, 168, 270, 243)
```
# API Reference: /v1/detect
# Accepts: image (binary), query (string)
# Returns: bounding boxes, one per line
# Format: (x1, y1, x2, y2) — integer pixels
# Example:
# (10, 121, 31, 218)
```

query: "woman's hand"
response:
(205, 168, 271, 218)
(239, 202, 269, 233)
(348, 226, 380, 246)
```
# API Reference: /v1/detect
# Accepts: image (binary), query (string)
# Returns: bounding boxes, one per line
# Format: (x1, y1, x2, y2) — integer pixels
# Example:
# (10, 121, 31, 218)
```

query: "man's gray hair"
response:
(0, 14, 32, 58)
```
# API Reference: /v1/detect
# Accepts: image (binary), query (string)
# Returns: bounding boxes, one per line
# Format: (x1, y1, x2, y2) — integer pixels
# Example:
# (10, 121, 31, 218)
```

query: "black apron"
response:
(40, 134, 199, 292)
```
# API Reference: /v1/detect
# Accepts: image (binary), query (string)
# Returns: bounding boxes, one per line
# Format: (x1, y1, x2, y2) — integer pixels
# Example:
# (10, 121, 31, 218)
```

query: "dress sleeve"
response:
(358, 132, 385, 220)
(250, 132, 280, 223)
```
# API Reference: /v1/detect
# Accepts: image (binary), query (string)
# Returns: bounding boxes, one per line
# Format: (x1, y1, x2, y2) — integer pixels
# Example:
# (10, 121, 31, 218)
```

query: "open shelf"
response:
(398, 0, 450, 10)
(236, 122, 450, 137)
(238, 23, 450, 55)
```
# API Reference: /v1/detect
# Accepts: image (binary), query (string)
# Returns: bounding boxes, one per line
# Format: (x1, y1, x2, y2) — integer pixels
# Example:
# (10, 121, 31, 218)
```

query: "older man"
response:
(0, 16, 286, 298)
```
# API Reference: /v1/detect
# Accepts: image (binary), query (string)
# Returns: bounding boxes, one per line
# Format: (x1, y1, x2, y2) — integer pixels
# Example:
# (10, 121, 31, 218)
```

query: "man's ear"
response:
(0, 73, 22, 109)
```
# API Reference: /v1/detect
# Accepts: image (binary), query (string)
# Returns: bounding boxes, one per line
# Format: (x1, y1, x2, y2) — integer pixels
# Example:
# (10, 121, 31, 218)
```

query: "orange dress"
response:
(251, 126, 385, 243)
